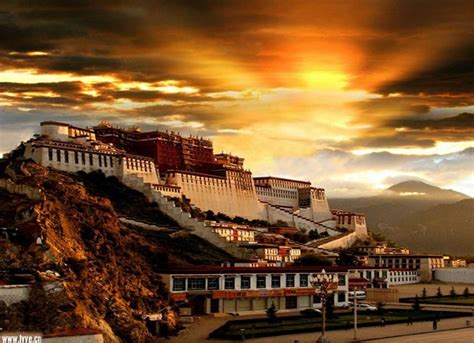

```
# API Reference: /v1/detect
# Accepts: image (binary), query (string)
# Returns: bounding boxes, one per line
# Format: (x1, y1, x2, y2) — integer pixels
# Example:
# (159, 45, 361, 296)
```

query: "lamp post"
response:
(310, 269, 339, 343)
(353, 286, 358, 341)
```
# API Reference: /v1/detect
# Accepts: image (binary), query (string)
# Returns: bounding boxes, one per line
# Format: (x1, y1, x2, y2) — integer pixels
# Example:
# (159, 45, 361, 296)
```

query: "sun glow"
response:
(301, 70, 348, 91)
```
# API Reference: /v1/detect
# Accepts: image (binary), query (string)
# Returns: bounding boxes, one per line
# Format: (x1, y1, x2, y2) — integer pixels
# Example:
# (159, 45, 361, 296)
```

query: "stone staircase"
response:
(265, 203, 341, 236)
(121, 174, 255, 259)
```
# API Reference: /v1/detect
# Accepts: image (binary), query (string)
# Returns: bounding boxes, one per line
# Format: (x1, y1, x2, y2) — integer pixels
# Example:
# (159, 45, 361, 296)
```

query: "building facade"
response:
(24, 122, 159, 184)
(367, 254, 445, 282)
(160, 266, 349, 315)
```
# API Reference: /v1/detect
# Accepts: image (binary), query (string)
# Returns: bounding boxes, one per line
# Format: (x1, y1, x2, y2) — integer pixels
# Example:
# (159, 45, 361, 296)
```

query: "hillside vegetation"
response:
(0, 159, 231, 342)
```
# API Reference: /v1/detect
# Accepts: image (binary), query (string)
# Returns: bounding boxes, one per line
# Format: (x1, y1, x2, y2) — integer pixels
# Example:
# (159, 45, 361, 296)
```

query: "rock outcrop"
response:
(0, 159, 231, 342)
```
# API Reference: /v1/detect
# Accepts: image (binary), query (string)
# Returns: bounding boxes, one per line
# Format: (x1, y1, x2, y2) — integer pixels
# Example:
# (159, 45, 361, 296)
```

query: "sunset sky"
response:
(0, 1, 473, 197)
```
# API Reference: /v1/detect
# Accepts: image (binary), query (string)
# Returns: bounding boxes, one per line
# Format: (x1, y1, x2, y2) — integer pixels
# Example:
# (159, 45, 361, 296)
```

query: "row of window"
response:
(48, 148, 115, 168)
(172, 274, 312, 291)
(47, 147, 155, 173)
(124, 157, 153, 172)
(390, 276, 418, 283)
(172, 274, 346, 292)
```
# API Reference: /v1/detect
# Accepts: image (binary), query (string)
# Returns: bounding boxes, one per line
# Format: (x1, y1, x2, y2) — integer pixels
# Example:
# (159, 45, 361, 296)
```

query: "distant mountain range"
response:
(329, 181, 474, 255)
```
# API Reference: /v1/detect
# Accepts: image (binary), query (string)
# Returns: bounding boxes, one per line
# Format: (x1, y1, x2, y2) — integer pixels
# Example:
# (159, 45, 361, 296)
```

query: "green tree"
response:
(436, 287, 443, 298)
(412, 294, 422, 312)
(336, 249, 360, 266)
(421, 287, 427, 299)
(463, 287, 470, 298)
(293, 254, 332, 266)
(290, 232, 310, 244)
(450, 286, 457, 298)
(266, 303, 278, 323)
(376, 301, 385, 315)
(308, 230, 321, 240)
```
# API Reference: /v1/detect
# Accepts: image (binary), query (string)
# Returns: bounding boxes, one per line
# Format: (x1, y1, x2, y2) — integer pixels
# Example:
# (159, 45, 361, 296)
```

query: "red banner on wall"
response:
(171, 293, 187, 301)
(284, 288, 315, 296)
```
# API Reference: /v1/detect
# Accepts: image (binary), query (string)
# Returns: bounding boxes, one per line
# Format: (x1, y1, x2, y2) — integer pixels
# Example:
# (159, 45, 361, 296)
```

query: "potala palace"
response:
(22, 121, 368, 252)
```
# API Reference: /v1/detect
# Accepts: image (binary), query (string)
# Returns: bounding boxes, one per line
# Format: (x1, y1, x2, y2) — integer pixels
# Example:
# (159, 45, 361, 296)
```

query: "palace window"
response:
(104, 155, 107, 167)
(110, 156, 113, 167)
(240, 276, 251, 289)
(74, 151, 79, 164)
(338, 274, 346, 286)
(271, 275, 281, 288)
(187, 278, 206, 290)
(207, 277, 220, 290)
(337, 292, 346, 303)
(64, 151, 69, 163)
(89, 154, 93, 166)
(81, 152, 86, 165)
(56, 149, 61, 162)
(224, 276, 235, 290)
(256, 275, 266, 289)
(286, 274, 295, 287)
(98, 155, 102, 167)
(172, 278, 185, 291)
(48, 148, 53, 161)
(299, 274, 309, 287)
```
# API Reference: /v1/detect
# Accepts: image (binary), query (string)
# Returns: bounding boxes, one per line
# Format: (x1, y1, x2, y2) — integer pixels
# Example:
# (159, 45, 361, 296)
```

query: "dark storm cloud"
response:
(389, 113, 474, 131)
(377, 46, 474, 96)
(0, 0, 473, 155)
(0, 81, 83, 94)
(341, 113, 474, 149)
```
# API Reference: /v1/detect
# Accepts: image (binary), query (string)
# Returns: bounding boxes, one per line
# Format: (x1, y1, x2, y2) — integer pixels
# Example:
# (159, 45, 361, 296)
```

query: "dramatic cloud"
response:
(0, 1, 473, 195)
(266, 148, 474, 197)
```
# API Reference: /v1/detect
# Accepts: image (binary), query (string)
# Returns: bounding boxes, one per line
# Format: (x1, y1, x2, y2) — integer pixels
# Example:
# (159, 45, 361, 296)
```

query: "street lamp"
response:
(310, 269, 339, 343)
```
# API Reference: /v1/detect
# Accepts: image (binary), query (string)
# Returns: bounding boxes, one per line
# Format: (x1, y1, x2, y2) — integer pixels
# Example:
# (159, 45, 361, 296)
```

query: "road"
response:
(366, 327, 474, 342)
(168, 315, 473, 342)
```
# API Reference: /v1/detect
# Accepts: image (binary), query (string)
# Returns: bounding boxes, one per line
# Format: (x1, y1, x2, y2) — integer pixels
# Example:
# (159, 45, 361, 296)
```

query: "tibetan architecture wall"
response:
(165, 169, 265, 219)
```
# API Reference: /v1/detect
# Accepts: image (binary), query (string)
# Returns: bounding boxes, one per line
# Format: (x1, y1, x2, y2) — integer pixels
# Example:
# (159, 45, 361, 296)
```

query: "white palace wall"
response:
(24, 142, 159, 184)
(166, 170, 265, 220)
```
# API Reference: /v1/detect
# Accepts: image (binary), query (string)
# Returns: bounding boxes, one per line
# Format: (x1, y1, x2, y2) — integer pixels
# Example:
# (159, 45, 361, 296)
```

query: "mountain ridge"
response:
(329, 180, 473, 255)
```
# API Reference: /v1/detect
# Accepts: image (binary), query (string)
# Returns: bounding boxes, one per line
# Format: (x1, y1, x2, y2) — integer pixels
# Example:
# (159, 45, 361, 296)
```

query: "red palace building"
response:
(93, 121, 220, 173)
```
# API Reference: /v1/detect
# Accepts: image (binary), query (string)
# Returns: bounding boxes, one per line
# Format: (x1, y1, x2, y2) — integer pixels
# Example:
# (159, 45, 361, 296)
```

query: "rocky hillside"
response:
(0, 159, 231, 342)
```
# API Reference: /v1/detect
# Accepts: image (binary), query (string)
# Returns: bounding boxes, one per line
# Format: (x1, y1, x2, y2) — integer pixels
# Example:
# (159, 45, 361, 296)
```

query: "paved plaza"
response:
(366, 327, 474, 343)
(168, 315, 473, 342)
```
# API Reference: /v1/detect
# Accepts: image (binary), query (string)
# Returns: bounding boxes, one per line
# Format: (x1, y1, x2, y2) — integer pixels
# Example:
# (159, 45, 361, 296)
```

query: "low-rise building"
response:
(356, 244, 410, 255)
(367, 254, 445, 282)
(241, 243, 302, 263)
(207, 222, 256, 243)
(159, 266, 349, 315)
(387, 269, 420, 285)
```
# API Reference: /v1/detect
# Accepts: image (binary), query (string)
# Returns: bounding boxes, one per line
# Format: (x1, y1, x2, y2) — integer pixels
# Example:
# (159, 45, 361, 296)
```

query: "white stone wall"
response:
(41, 122, 70, 141)
(0, 285, 31, 306)
(24, 143, 159, 184)
(310, 199, 332, 222)
(165, 171, 265, 219)
(434, 268, 474, 284)
(255, 186, 299, 208)
(318, 231, 359, 250)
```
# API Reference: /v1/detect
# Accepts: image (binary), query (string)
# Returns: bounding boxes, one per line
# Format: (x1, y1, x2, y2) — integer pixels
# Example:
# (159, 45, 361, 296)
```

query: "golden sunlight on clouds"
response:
(352, 141, 474, 156)
(0, 1, 473, 196)
(0, 69, 116, 84)
(300, 70, 348, 91)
